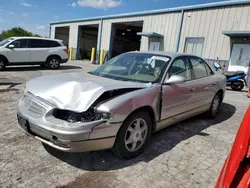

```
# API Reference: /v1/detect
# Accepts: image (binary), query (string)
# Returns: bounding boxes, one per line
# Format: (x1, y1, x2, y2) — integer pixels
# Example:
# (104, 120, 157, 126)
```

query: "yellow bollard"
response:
(69, 47, 73, 60)
(91, 47, 95, 63)
(100, 49, 105, 65)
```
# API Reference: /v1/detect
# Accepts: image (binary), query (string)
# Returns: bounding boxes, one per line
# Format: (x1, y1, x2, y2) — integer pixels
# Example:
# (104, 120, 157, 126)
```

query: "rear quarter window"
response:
(43, 40, 61, 48)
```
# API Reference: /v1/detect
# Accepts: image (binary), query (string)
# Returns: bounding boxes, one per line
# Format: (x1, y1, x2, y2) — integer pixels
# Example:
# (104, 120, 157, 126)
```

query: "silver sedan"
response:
(17, 52, 226, 159)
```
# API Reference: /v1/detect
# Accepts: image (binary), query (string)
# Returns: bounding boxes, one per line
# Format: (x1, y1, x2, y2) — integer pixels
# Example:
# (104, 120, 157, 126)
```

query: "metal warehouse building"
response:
(50, 0, 250, 71)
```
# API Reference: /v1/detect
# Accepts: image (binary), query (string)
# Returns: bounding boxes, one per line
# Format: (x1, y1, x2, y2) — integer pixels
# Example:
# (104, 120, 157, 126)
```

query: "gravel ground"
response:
(0, 61, 249, 188)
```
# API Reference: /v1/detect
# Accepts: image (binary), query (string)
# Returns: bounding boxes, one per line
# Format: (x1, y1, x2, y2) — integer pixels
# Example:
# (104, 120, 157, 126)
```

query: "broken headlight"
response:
(53, 108, 111, 123)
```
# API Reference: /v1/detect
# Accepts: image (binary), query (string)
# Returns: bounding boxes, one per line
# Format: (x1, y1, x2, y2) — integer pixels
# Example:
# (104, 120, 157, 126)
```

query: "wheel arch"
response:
(217, 89, 224, 101)
(0, 54, 9, 64)
(119, 105, 157, 133)
(46, 54, 62, 63)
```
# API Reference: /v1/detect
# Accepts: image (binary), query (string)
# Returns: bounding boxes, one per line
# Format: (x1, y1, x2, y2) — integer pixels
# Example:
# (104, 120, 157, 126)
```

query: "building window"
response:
(184, 37, 205, 57)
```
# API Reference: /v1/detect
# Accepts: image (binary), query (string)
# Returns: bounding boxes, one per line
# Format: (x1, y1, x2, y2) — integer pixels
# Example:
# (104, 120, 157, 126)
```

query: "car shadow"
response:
(4, 65, 82, 71)
(226, 88, 248, 93)
(43, 102, 236, 171)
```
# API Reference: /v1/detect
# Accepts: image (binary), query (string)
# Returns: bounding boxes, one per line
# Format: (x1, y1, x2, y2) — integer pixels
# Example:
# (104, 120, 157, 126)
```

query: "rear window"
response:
(28, 39, 61, 48)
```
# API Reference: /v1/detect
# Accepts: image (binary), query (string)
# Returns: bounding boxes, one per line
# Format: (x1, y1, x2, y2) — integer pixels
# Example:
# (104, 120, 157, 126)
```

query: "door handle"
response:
(213, 82, 216, 85)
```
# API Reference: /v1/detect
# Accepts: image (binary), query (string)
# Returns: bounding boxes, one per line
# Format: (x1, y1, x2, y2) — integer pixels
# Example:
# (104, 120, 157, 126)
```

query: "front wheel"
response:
(0, 58, 6, 71)
(47, 57, 61, 69)
(231, 81, 244, 91)
(113, 111, 152, 159)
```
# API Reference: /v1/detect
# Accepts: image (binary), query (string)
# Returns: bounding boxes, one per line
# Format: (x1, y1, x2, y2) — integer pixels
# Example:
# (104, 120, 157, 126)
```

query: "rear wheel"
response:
(47, 56, 60, 69)
(0, 58, 6, 71)
(207, 92, 222, 118)
(231, 81, 244, 91)
(113, 111, 152, 159)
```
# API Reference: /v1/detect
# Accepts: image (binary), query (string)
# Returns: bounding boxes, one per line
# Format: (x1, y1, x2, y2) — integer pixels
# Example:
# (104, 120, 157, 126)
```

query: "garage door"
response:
(228, 44, 250, 73)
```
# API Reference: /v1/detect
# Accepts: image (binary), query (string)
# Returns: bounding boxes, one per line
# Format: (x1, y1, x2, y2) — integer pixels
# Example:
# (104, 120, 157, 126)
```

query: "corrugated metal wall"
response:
(179, 5, 250, 60)
(51, 4, 250, 60)
(100, 12, 181, 53)
(51, 20, 100, 49)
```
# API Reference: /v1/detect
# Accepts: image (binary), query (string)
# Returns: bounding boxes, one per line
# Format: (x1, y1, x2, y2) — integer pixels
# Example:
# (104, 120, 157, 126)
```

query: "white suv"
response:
(0, 37, 69, 70)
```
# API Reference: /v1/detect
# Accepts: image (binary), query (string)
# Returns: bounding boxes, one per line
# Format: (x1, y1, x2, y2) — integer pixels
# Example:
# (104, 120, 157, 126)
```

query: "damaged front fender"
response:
(96, 84, 162, 124)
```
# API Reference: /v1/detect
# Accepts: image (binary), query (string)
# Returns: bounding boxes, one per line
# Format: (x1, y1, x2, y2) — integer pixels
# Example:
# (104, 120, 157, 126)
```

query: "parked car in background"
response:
(17, 52, 226, 159)
(216, 106, 250, 188)
(0, 37, 68, 70)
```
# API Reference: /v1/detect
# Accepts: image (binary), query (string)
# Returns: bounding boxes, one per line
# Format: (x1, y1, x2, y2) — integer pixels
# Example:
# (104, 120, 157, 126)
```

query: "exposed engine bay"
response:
(53, 107, 101, 123)
(53, 88, 140, 123)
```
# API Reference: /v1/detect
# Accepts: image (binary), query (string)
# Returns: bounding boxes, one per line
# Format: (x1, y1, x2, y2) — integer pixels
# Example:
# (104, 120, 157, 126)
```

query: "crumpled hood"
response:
(26, 72, 150, 112)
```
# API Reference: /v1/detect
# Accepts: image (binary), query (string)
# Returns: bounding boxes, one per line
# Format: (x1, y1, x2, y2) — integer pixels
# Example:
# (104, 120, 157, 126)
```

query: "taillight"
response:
(63, 49, 68, 54)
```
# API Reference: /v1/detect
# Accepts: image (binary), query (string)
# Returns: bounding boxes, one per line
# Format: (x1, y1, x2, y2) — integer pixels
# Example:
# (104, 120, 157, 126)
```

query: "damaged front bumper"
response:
(17, 94, 120, 152)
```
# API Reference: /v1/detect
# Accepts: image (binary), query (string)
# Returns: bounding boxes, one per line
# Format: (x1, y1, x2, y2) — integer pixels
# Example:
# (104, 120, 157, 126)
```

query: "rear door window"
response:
(28, 39, 61, 48)
(189, 57, 214, 79)
(28, 39, 45, 48)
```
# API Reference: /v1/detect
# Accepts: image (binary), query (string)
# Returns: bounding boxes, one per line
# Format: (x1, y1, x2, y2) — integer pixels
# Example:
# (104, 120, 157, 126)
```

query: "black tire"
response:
(0, 57, 6, 71)
(206, 92, 222, 118)
(231, 81, 244, 91)
(112, 111, 152, 159)
(47, 56, 61, 69)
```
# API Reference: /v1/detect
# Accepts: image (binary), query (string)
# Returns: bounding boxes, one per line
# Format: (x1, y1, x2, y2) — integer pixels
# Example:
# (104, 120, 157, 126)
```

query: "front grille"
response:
(22, 96, 47, 117)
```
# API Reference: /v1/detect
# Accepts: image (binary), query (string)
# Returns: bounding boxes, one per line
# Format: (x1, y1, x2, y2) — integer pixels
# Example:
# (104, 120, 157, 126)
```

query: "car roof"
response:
(127, 51, 199, 59)
(10, 37, 62, 42)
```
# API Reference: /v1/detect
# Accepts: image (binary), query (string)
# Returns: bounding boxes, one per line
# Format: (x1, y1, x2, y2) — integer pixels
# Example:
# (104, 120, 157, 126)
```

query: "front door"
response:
(228, 44, 250, 73)
(7, 39, 30, 63)
(161, 57, 197, 120)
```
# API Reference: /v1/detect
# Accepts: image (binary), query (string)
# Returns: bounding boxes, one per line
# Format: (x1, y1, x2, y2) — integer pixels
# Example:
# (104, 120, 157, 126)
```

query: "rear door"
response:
(188, 56, 216, 106)
(7, 39, 30, 63)
(28, 39, 46, 62)
(161, 57, 197, 120)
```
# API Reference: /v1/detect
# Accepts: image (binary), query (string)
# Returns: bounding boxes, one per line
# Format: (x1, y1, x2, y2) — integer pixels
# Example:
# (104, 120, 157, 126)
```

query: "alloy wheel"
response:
(124, 118, 148, 152)
(49, 59, 59, 69)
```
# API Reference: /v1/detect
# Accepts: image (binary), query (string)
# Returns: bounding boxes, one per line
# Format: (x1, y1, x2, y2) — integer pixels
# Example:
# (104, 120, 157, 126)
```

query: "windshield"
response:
(91, 53, 171, 83)
(0, 38, 14, 46)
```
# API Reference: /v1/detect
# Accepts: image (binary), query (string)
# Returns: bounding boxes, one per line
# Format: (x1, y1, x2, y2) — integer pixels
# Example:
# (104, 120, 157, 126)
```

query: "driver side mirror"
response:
(164, 75, 186, 85)
(8, 44, 15, 49)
